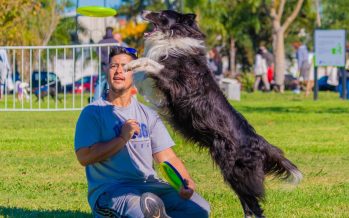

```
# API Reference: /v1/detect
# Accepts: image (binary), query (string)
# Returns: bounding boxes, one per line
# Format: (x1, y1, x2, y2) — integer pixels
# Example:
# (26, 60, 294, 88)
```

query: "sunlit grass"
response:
(0, 91, 348, 217)
(0, 93, 92, 110)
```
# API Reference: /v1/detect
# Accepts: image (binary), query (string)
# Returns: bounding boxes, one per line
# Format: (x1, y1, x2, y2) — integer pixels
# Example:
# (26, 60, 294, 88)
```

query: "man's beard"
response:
(109, 83, 132, 94)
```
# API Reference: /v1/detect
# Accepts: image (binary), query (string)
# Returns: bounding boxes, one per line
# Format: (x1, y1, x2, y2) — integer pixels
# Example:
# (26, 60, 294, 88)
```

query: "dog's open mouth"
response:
(144, 23, 158, 37)
(141, 11, 160, 38)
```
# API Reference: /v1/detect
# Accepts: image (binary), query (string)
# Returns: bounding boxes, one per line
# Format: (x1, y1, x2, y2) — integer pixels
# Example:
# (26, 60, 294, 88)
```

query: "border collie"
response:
(126, 10, 302, 218)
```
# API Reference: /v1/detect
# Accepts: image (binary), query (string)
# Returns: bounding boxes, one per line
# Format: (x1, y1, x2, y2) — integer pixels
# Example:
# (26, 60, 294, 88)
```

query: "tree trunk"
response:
(41, 1, 59, 46)
(229, 37, 236, 76)
(274, 29, 285, 92)
(270, 0, 304, 92)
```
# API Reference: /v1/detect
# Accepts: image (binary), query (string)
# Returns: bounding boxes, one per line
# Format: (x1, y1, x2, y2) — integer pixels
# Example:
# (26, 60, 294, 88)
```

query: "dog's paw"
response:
(125, 58, 164, 75)
(124, 58, 147, 72)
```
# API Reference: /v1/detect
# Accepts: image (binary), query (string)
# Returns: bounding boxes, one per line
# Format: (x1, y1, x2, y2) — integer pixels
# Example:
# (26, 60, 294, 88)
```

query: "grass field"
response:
(0, 92, 92, 111)
(0, 91, 349, 218)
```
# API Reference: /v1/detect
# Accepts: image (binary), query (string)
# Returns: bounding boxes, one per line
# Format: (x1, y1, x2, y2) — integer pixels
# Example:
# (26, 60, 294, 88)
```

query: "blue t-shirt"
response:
(74, 97, 175, 209)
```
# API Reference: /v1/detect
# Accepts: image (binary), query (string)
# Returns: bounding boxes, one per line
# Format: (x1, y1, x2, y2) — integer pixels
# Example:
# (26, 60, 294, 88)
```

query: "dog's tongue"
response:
(144, 24, 157, 37)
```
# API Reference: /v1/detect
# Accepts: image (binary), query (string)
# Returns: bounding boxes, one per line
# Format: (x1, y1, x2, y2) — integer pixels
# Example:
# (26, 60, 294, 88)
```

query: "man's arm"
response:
(76, 119, 140, 166)
(153, 147, 195, 199)
(76, 136, 126, 166)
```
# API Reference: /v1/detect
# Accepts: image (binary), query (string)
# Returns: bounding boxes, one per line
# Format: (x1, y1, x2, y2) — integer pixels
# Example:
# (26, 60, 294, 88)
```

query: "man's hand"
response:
(75, 121, 139, 166)
(121, 119, 140, 141)
(154, 148, 197, 199)
(179, 178, 195, 199)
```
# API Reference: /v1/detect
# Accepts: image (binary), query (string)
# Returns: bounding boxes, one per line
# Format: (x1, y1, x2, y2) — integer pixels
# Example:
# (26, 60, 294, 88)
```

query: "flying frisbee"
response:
(77, 6, 117, 17)
(159, 161, 188, 191)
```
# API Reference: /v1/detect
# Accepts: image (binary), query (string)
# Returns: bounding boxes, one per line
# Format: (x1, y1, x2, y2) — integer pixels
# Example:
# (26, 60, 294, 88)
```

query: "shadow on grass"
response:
(238, 106, 349, 114)
(0, 206, 92, 218)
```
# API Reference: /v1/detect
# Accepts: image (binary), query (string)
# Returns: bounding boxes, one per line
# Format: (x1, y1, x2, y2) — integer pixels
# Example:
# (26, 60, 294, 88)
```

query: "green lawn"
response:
(0, 93, 92, 111)
(0, 91, 348, 218)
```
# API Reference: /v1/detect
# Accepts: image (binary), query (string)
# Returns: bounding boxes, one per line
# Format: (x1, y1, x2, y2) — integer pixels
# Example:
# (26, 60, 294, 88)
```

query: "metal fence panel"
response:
(0, 43, 118, 111)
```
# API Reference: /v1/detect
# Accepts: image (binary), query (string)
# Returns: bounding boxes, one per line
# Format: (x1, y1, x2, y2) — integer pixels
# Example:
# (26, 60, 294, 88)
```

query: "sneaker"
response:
(140, 192, 170, 218)
(293, 89, 301, 94)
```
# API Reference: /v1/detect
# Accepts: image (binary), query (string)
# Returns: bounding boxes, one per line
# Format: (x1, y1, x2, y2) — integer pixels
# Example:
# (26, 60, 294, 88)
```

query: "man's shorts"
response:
(93, 181, 210, 218)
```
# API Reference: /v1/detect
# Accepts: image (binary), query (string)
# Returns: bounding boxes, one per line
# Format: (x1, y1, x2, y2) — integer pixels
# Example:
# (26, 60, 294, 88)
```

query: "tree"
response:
(321, 0, 349, 30)
(118, 0, 165, 20)
(0, 0, 71, 46)
(116, 0, 185, 51)
(27, 0, 71, 46)
(49, 17, 78, 46)
(0, 0, 72, 81)
(118, 21, 148, 52)
(0, 1, 40, 46)
(164, 0, 183, 11)
(217, 0, 271, 73)
(268, 0, 305, 92)
(185, 0, 270, 73)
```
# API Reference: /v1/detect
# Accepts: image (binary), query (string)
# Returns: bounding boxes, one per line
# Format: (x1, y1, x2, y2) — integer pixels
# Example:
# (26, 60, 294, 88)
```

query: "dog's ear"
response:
(185, 13, 196, 21)
(183, 13, 196, 25)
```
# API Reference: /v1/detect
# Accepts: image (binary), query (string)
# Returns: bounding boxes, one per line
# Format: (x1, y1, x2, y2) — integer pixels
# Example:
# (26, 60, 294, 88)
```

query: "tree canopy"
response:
(0, 0, 71, 46)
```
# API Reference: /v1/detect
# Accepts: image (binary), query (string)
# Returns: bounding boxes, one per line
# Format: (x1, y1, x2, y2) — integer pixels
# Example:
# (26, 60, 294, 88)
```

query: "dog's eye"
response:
(160, 16, 168, 25)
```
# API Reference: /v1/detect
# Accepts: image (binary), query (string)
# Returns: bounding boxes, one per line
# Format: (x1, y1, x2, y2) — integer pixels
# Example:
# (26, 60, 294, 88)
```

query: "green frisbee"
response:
(77, 6, 117, 17)
(159, 161, 188, 191)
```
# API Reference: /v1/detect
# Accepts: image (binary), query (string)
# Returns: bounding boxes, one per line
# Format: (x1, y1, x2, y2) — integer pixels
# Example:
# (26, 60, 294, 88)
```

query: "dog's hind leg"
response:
(226, 168, 265, 218)
(211, 143, 264, 217)
(238, 194, 265, 218)
(238, 197, 254, 218)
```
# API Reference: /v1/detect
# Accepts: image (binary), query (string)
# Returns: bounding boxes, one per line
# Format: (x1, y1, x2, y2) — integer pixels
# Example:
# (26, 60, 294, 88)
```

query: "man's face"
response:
(107, 54, 134, 93)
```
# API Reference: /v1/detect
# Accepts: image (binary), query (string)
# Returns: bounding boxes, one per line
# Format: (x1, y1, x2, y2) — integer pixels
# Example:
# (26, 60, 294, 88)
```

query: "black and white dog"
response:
(126, 10, 302, 218)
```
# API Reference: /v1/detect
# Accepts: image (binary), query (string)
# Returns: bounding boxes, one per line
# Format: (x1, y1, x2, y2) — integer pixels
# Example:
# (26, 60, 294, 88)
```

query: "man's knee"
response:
(94, 189, 144, 218)
(190, 199, 210, 218)
(182, 194, 210, 218)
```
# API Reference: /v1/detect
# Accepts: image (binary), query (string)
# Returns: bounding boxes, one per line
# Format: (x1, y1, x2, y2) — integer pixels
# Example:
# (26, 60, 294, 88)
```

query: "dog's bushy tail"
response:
(265, 144, 303, 184)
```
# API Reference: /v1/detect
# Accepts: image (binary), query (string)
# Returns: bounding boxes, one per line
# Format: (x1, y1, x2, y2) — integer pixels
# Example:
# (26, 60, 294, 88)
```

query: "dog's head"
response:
(141, 10, 205, 39)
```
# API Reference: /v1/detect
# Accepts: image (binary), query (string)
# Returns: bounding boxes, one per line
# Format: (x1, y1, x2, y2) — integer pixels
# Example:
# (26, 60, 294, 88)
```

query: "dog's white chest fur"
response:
(144, 32, 205, 61)
(125, 32, 205, 76)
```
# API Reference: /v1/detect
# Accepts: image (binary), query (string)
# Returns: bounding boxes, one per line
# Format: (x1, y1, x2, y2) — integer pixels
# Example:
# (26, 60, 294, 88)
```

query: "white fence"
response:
(0, 43, 119, 111)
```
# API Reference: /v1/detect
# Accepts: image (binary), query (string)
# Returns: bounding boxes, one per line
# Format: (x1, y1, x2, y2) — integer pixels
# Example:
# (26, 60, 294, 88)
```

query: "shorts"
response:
(93, 181, 210, 218)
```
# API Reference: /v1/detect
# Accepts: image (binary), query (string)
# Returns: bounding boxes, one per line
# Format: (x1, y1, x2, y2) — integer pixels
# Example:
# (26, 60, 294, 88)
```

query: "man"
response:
(0, 49, 11, 99)
(113, 32, 129, 47)
(260, 46, 274, 84)
(253, 48, 270, 92)
(93, 27, 119, 102)
(207, 48, 223, 84)
(293, 41, 310, 94)
(75, 47, 210, 218)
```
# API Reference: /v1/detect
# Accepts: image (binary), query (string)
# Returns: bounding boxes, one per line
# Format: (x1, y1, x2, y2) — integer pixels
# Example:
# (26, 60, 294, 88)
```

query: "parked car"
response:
(31, 71, 62, 93)
(65, 75, 98, 94)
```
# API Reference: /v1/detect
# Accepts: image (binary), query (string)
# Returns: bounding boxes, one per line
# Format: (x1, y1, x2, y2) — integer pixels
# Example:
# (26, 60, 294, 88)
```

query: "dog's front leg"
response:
(124, 57, 164, 76)
(125, 58, 175, 91)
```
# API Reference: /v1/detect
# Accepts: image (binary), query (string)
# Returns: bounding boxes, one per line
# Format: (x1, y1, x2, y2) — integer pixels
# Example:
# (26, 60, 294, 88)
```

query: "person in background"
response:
(113, 32, 129, 47)
(293, 41, 310, 94)
(0, 49, 11, 100)
(208, 48, 223, 83)
(305, 51, 315, 97)
(0, 55, 5, 100)
(260, 46, 274, 84)
(93, 27, 119, 102)
(253, 48, 270, 92)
